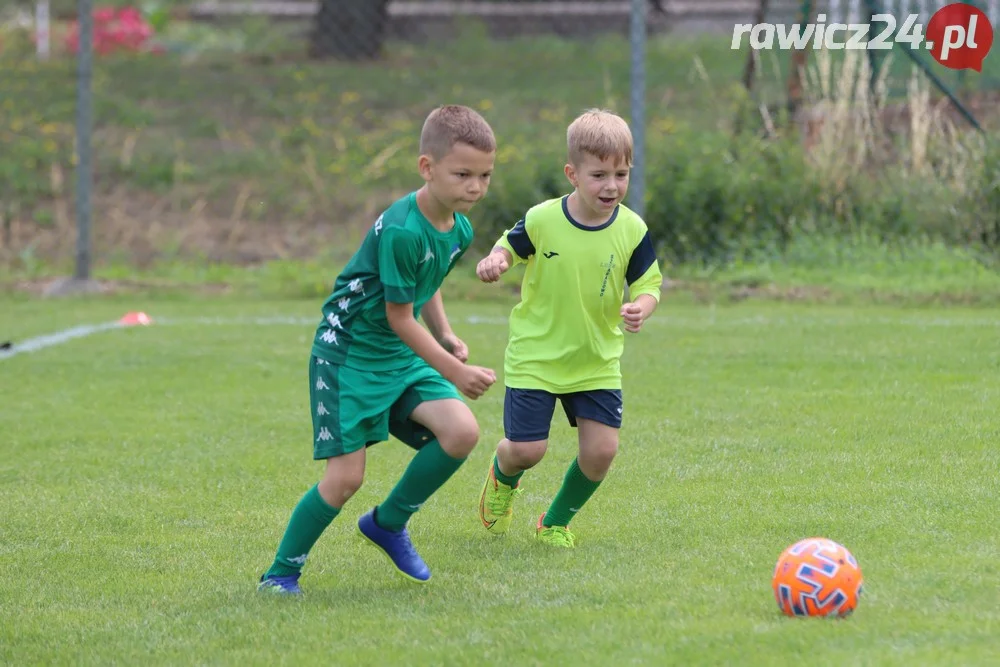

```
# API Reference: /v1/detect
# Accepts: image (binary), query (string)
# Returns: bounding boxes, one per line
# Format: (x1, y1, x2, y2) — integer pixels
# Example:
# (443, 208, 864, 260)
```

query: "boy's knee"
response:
(320, 461, 365, 506)
(319, 476, 363, 507)
(439, 417, 480, 458)
(581, 438, 619, 473)
(501, 439, 547, 469)
(342, 473, 365, 499)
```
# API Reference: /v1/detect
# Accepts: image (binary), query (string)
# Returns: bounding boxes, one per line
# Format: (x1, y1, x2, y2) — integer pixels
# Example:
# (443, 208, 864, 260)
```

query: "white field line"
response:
(0, 321, 124, 360)
(154, 314, 1000, 328)
(2, 312, 998, 361)
(126, 314, 1000, 329)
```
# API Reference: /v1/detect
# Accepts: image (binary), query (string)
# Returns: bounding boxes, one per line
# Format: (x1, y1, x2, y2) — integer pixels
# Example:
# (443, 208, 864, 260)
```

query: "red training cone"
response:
(118, 311, 153, 326)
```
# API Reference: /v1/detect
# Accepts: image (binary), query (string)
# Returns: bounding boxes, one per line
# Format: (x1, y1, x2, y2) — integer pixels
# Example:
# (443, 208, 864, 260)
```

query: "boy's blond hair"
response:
(566, 109, 633, 167)
(419, 105, 496, 160)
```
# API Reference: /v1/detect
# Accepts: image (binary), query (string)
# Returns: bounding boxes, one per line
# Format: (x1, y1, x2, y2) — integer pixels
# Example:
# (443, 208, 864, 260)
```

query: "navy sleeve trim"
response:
(506, 219, 535, 259)
(626, 231, 657, 285)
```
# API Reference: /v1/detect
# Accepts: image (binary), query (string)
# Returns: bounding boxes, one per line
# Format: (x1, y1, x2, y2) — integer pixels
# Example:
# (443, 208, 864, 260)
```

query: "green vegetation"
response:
(1, 13, 998, 304)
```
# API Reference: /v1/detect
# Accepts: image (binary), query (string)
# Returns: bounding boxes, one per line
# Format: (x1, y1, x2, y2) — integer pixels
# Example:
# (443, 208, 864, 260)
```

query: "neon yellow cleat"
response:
(535, 513, 576, 548)
(478, 455, 523, 535)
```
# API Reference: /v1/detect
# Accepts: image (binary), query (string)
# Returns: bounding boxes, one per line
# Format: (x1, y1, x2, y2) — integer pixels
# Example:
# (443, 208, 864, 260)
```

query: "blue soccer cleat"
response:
(357, 508, 431, 583)
(257, 573, 303, 596)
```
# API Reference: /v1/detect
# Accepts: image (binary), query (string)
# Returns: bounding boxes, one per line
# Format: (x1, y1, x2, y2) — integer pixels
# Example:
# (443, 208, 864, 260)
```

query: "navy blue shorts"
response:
(503, 387, 623, 442)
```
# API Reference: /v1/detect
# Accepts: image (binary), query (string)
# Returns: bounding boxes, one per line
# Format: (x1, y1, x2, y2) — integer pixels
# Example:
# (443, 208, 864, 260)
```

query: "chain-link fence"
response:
(1, 0, 998, 276)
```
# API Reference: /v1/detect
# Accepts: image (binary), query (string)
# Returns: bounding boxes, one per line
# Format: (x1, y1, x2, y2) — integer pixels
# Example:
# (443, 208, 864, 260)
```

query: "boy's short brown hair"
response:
(566, 109, 633, 167)
(419, 105, 496, 159)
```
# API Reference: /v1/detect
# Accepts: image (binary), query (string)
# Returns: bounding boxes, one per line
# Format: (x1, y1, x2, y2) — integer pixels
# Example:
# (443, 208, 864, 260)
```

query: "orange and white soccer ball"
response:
(772, 537, 863, 618)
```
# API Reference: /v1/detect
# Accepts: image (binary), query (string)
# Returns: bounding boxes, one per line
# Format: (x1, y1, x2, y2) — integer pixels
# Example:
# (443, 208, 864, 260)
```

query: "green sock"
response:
(494, 455, 523, 487)
(544, 458, 602, 527)
(265, 484, 340, 578)
(376, 440, 465, 532)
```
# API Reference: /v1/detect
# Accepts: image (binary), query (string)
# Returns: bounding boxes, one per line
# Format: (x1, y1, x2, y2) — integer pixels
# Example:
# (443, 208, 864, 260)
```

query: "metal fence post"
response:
(629, 0, 646, 219)
(75, 0, 93, 280)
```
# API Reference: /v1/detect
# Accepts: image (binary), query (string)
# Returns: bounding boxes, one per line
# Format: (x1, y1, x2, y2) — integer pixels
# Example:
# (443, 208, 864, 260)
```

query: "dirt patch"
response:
(726, 283, 834, 303)
(661, 277, 1000, 307)
(4, 276, 237, 297)
(662, 278, 834, 304)
(0, 189, 368, 267)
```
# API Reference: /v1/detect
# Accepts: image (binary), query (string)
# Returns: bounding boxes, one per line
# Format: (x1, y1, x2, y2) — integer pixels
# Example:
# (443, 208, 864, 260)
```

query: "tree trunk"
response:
(309, 0, 389, 61)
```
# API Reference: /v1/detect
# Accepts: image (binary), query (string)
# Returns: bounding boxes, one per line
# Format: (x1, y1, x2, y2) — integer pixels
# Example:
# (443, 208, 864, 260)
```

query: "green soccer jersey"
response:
(311, 191, 473, 370)
(496, 196, 662, 393)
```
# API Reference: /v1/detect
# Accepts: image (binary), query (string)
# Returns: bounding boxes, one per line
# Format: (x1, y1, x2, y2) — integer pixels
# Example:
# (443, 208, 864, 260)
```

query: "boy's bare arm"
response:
(420, 290, 453, 341)
(621, 293, 659, 333)
(635, 293, 658, 318)
(420, 290, 468, 362)
(476, 247, 512, 283)
(493, 246, 513, 264)
(386, 302, 494, 399)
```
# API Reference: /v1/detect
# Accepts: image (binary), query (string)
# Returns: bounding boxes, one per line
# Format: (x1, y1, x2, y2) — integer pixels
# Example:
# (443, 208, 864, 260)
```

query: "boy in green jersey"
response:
(475, 109, 663, 547)
(259, 105, 498, 593)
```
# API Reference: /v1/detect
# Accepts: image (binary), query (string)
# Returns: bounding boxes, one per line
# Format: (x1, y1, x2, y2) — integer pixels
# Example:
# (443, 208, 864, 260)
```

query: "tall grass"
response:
(799, 49, 987, 197)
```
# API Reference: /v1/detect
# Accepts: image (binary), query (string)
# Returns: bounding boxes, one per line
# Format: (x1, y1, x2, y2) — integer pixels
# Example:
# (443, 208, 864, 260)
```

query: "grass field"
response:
(3, 292, 999, 665)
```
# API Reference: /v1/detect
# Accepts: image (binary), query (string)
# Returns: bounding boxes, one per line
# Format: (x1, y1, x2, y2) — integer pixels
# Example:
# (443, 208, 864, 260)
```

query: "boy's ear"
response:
(418, 154, 434, 181)
(564, 163, 577, 188)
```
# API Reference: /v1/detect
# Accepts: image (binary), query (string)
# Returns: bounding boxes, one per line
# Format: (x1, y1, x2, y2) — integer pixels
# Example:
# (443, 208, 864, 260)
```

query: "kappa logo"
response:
(420, 248, 435, 264)
(316, 427, 334, 442)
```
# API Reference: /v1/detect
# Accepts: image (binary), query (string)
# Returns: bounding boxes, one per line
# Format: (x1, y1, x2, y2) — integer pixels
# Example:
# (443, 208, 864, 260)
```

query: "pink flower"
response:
(64, 4, 156, 56)
(93, 7, 116, 23)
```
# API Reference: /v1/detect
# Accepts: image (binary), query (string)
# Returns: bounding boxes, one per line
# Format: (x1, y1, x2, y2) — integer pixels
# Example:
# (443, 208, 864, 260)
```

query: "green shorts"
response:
(309, 355, 462, 459)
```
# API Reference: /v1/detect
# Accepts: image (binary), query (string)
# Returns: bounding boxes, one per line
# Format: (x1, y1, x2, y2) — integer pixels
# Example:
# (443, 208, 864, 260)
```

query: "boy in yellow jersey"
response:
(475, 109, 662, 547)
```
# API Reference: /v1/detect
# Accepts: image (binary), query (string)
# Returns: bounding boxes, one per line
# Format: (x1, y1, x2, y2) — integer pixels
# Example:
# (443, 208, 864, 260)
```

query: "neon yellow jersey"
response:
(496, 196, 662, 393)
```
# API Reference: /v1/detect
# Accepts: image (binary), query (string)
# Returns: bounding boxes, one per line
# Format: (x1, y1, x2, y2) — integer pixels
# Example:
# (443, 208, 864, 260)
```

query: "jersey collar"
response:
(562, 195, 619, 231)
